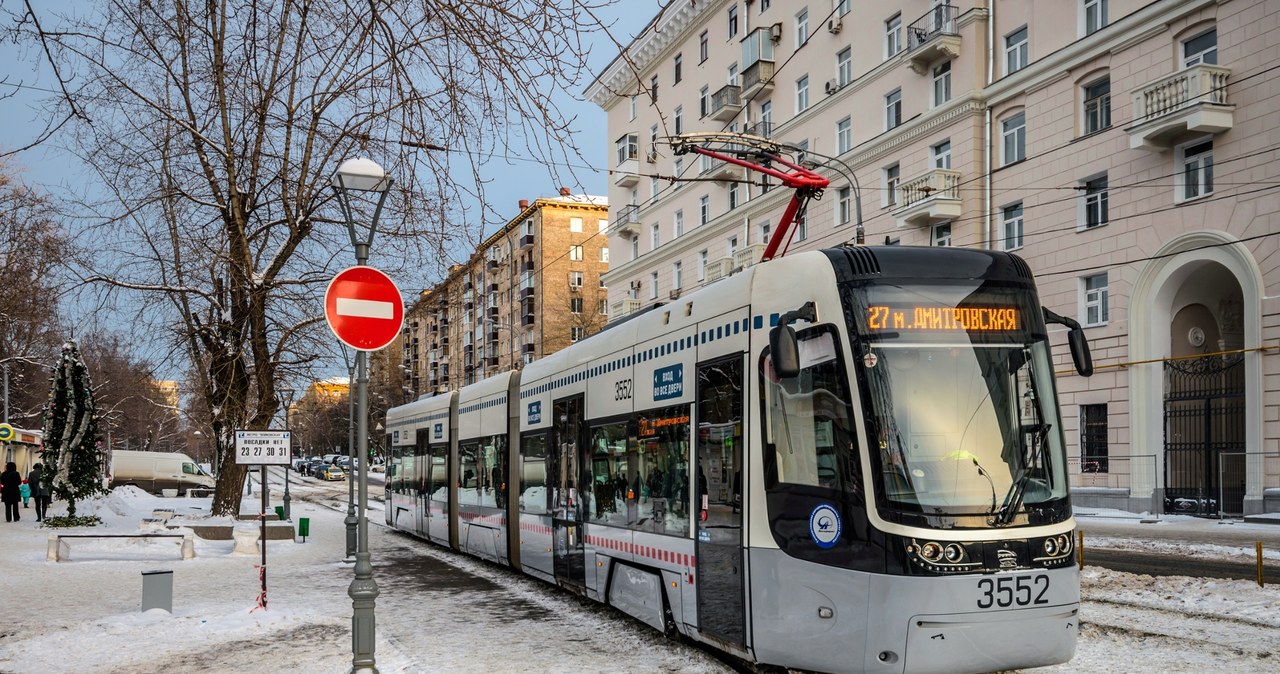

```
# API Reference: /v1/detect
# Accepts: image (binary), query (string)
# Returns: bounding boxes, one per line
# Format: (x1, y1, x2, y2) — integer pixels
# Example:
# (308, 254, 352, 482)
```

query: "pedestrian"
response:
(20, 479, 30, 507)
(28, 463, 49, 522)
(1, 462, 21, 522)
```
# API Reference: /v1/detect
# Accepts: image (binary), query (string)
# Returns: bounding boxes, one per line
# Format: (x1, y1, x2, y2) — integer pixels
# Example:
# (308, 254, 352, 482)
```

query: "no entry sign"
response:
(324, 265, 405, 351)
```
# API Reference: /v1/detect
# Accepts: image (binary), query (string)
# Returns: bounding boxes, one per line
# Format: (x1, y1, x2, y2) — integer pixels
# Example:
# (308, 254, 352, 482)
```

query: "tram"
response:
(384, 245, 1093, 674)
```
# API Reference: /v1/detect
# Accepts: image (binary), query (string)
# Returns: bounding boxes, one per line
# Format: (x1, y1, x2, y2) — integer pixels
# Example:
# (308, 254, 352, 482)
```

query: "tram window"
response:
(637, 404, 692, 537)
(479, 434, 508, 508)
(415, 432, 429, 496)
(520, 434, 548, 514)
(761, 326, 858, 494)
(400, 449, 415, 496)
(588, 422, 637, 527)
(459, 441, 480, 506)
(427, 444, 449, 503)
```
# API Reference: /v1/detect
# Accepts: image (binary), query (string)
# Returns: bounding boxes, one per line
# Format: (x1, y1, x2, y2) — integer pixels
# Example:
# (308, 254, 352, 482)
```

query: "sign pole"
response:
(260, 464, 268, 609)
(233, 429, 290, 612)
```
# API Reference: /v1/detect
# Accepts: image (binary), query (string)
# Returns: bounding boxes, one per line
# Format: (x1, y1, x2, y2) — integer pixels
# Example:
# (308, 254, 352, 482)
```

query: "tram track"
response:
(1079, 598, 1276, 661)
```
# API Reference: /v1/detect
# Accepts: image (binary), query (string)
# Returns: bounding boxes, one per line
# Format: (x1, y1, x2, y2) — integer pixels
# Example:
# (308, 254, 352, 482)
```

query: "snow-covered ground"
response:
(0, 485, 1276, 674)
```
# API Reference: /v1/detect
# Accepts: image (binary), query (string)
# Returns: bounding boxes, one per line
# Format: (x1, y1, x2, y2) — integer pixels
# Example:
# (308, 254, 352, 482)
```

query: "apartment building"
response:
(587, 0, 1279, 516)
(400, 191, 610, 395)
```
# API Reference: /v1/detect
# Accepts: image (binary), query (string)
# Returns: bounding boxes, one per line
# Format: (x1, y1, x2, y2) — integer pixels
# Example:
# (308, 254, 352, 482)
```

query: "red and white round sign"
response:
(324, 265, 405, 351)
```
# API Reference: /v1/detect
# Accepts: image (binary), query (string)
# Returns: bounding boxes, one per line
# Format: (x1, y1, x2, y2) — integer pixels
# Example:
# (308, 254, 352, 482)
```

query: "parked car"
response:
(305, 459, 326, 477)
(107, 450, 215, 496)
(291, 458, 309, 473)
(317, 465, 346, 481)
(335, 456, 352, 469)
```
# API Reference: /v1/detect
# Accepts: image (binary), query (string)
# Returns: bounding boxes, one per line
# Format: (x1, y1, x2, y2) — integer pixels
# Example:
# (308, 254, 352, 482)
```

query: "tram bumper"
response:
(900, 604, 1078, 674)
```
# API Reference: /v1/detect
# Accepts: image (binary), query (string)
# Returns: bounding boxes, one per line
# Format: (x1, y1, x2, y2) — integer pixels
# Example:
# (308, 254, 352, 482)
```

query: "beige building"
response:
(401, 191, 610, 395)
(587, 0, 1279, 515)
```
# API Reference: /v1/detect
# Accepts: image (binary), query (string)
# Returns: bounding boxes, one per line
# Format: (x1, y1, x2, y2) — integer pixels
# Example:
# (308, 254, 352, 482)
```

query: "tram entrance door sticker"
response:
(809, 503, 841, 549)
(653, 363, 683, 401)
(528, 401, 542, 425)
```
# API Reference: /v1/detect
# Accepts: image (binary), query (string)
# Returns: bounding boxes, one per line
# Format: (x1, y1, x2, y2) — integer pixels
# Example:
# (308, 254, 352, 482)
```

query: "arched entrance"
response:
(1129, 231, 1264, 517)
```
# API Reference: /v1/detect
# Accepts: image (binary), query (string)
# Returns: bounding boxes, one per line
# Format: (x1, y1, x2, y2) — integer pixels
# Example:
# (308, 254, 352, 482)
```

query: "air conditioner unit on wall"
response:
(828, 19, 843, 34)
(646, 147, 658, 163)
(769, 22, 782, 43)
(824, 79, 839, 95)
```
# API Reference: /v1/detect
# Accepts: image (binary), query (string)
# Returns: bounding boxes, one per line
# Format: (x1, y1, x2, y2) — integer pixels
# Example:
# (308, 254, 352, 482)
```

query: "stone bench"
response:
(47, 533, 196, 562)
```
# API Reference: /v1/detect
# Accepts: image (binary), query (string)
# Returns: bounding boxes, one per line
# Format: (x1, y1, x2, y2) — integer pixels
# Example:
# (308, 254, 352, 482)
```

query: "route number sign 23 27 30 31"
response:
(234, 430, 292, 466)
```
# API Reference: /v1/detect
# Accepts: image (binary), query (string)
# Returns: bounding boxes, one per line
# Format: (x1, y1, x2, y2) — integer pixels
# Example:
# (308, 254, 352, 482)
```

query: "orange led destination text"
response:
(866, 305, 1019, 332)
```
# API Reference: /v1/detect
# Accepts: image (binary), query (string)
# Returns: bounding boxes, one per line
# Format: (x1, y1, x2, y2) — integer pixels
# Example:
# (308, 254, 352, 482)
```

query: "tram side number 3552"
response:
(976, 574, 1050, 609)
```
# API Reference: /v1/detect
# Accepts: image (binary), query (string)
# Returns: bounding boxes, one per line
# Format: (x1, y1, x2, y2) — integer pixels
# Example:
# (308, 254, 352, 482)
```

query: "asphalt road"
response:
(1077, 516, 1280, 583)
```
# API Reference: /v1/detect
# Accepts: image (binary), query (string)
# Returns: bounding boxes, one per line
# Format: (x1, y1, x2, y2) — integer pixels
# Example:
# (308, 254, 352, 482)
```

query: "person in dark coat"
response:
(1, 462, 22, 522)
(27, 463, 48, 522)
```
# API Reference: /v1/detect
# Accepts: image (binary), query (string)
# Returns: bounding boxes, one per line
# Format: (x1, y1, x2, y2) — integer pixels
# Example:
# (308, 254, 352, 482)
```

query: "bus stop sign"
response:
(323, 265, 405, 351)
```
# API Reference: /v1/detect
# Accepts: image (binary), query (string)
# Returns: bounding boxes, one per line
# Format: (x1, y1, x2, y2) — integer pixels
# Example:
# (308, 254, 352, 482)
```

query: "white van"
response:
(107, 450, 216, 496)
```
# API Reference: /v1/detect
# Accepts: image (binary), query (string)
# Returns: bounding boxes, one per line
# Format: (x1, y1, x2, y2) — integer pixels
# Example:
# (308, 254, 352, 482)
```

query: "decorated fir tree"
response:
(41, 340, 106, 517)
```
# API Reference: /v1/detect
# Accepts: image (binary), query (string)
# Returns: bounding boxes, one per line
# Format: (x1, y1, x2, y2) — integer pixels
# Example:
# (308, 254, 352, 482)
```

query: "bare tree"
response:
(5, 0, 612, 515)
(80, 332, 180, 452)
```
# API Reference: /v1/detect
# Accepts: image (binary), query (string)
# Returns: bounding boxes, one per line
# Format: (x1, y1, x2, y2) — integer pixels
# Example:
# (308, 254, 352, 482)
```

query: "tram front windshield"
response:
(849, 282, 1068, 528)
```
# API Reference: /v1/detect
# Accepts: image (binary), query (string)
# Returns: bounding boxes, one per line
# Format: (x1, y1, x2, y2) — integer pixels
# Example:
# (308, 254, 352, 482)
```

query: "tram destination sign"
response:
(234, 430, 292, 465)
(866, 304, 1021, 334)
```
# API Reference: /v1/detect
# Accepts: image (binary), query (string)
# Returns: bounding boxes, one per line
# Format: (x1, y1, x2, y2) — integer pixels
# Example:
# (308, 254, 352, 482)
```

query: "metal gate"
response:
(1163, 355, 1245, 517)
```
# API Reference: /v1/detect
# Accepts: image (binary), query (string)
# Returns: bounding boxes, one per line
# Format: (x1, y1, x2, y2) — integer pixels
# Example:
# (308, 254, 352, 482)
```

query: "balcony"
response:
(608, 203, 642, 237)
(611, 298, 644, 317)
(488, 282, 498, 293)
(487, 305, 499, 318)
(614, 136, 640, 187)
(522, 313, 535, 327)
(745, 121, 772, 139)
(1126, 64, 1234, 152)
(892, 168, 962, 227)
(487, 258, 499, 270)
(519, 233, 535, 249)
(709, 84, 743, 122)
(705, 257, 735, 284)
(732, 242, 766, 271)
(702, 157, 741, 183)
(520, 285, 535, 300)
(905, 4, 961, 75)
(522, 343, 536, 354)
(741, 59, 776, 100)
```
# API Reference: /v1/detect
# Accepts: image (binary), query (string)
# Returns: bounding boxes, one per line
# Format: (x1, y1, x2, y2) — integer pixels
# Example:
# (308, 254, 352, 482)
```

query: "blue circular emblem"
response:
(808, 504, 841, 549)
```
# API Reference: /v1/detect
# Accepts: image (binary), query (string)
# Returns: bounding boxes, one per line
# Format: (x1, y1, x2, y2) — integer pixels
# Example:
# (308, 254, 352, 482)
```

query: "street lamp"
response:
(343, 350, 357, 562)
(280, 385, 296, 521)
(333, 156, 392, 674)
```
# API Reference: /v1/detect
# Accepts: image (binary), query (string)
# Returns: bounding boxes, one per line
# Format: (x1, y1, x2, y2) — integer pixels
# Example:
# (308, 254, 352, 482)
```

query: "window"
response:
(571, 326, 586, 342)
(1080, 404, 1109, 472)
(699, 250, 708, 280)
(700, 31, 709, 63)
(1083, 77, 1111, 134)
(1183, 29, 1217, 68)
(600, 247, 610, 263)
(885, 89, 902, 129)
(630, 235, 639, 259)
(727, 62, 739, 85)
(522, 219, 534, 236)
(797, 9, 809, 44)
(795, 211, 807, 241)
(1083, 175, 1108, 229)
(1002, 112, 1026, 165)
(836, 48, 852, 86)
(885, 164, 900, 207)
(932, 139, 951, 169)
(837, 0, 850, 16)
(699, 86, 710, 118)
(650, 75, 658, 102)
(674, 53, 683, 84)
(836, 116, 852, 154)
(649, 176, 660, 205)
(728, 181, 741, 210)
(1001, 203, 1024, 250)
(570, 297, 583, 314)
(569, 271, 584, 288)
(793, 76, 810, 113)
(569, 245, 583, 261)
(569, 217, 583, 233)
(1084, 0, 1106, 35)
(932, 61, 952, 106)
(760, 0, 771, 11)
(1082, 273, 1109, 325)
(1180, 140, 1214, 200)
(837, 186, 851, 225)
(616, 134, 638, 165)
(760, 222, 771, 244)
(693, 197, 707, 228)
(673, 261, 683, 290)
(674, 209, 685, 238)
(674, 106, 684, 134)
(728, 5, 739, 38)
(886, 14, 902, 58)
(760, 100, 772, 134)
(728, 236, 738, 255)
(629, 95, 637, 121)
(674, 158, 684, 187)
(649, 272, 659, 300)
(932, 222, 952, 246)
(1005, 26, 1028, 74)
(599, 218, 609, 233)
(650, 223, 660, 250)
(599, 299, 608, 315)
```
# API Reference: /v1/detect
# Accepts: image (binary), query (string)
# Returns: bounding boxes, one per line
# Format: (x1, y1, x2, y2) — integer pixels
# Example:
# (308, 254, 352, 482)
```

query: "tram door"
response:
(552, 395, 587, 588)
(695, 356, 746, 646)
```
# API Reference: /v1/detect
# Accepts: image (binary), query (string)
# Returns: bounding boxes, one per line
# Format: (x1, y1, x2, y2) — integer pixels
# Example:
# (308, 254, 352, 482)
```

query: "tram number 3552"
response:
(976, 574, 1050, 609)
(614, 378, 633, 401)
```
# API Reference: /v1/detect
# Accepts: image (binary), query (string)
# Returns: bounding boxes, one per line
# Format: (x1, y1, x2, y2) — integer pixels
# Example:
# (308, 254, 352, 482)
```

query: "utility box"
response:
(297, 517, 310, 541)
(141, 569, 173, 612)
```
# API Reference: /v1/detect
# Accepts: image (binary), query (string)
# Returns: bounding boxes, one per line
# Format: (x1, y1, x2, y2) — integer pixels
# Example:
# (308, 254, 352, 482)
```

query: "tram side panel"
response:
(456, 373, 515, 565)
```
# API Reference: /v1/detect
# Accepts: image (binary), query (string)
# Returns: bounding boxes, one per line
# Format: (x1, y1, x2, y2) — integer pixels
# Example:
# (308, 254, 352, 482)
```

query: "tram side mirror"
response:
(1067, 327, 1093, 378)
(1043, 307, 1093, 378)
(770, 324, 801, 379)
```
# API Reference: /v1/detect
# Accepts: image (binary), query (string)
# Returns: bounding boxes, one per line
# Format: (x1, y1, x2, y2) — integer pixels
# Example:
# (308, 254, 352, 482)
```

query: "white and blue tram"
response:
(384, 246, 1093, 674)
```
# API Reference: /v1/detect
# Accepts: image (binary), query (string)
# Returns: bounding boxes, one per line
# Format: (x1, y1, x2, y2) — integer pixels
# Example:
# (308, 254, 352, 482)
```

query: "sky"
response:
(2, 480, 1278, 673)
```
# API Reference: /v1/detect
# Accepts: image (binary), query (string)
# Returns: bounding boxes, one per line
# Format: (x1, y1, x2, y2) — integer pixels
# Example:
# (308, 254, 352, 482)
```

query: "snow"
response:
(1, 483, 1277, 673)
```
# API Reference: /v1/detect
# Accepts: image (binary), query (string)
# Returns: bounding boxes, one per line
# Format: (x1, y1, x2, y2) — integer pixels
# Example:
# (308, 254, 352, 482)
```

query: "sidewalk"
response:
(1074, 506, 1280, 560)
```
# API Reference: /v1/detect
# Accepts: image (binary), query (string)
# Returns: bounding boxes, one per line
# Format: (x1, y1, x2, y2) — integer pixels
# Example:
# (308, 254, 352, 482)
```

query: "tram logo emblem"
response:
(528, 401, 542, 425)
(997, 549, 1019, 569)
(433, 423, 443, 440)
(808, 503, 842, 549)
(653, 364, 684, 401)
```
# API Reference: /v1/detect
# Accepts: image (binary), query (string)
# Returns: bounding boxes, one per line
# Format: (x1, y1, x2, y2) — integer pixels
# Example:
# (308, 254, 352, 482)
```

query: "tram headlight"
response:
(920, 541, 943, 562)
(1057, 534, 1072, 554)
(943, 543, 964, 563)
(1043, 537, 1058, 556)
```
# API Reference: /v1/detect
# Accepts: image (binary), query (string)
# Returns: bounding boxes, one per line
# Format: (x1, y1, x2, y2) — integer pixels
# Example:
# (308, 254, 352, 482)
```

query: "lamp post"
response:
(344, 352, 357, 562)
(280, 385, 296, 521)
(333, 156, 391, 674)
